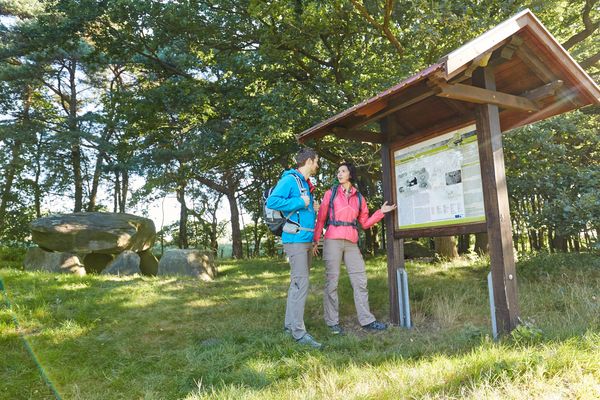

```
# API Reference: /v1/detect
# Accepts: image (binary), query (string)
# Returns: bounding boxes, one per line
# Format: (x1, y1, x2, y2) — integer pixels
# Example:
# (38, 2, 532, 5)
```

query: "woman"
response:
(313, 162, 396, 334)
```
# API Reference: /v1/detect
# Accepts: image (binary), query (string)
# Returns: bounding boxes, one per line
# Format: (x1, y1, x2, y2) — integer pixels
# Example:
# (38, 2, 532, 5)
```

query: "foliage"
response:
(510, 318, 545, 344)
(505, 110, 600, 249)
(0, 0, 598, 252)
(0, 246, 26, 262)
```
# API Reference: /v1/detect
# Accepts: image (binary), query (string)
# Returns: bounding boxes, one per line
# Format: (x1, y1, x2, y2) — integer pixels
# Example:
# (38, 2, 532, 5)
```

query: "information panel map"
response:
(394, 125, 485, 230)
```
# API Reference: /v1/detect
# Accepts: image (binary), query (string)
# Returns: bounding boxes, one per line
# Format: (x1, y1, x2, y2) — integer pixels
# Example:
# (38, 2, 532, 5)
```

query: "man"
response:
(266, 147, 322, 349)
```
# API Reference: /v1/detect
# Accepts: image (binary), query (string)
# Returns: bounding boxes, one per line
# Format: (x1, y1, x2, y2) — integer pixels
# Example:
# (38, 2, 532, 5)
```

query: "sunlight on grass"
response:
(62, 282, 91, 291)
(1, 252, 599, 399)
(43, 319, 90, 342)
(185, 333, 600, 399)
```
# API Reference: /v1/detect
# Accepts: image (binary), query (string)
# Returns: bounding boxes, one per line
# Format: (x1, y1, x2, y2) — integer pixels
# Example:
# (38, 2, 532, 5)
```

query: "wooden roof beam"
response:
(436, 82, 539, 112)
(349, 87, 437, 129)
(330, 127, 386, 143)
(441, 97, 472, 116)
(515, 45, 583, 108)
(522, 80, 564, 103)
(515, 42, 556, 82)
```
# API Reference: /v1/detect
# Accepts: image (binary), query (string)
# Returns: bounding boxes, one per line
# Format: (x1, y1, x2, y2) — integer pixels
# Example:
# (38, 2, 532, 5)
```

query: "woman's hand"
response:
(313, 199, 320, 214)
(312, 242, 320, 256)
(380, 201, 397, 214)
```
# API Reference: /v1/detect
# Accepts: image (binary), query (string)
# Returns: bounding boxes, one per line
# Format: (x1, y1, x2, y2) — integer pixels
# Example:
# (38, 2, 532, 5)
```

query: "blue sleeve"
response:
(266, 176, 306, 213)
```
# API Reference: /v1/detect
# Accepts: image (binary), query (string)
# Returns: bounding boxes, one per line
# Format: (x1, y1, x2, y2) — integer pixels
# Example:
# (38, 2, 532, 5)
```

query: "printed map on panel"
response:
(394, 125, 485, 229)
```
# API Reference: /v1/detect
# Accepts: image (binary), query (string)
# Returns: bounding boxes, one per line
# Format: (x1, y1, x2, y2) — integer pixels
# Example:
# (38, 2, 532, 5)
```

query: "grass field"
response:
(1, 251, 599, 399)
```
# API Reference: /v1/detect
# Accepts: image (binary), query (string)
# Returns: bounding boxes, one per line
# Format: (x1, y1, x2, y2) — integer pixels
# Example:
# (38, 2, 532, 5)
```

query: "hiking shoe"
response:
(328, 324, 345, 335)
(296, 333, 323, 349)
(283, 326, 292, 336)
(362, 320, 388, 331)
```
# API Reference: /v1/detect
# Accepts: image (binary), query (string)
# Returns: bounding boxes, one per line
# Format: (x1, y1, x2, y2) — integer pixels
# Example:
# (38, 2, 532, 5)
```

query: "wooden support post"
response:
(380, 116, 403, 325)
(473, 66, 520, 334)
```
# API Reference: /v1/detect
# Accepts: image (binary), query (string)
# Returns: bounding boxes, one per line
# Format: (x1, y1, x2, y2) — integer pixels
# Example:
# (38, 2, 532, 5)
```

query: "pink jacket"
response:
(313, 185, 384, 244)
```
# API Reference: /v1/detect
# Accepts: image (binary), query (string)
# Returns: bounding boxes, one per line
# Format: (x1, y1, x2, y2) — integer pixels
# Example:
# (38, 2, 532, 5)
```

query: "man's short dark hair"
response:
(295, 147, 318, 167)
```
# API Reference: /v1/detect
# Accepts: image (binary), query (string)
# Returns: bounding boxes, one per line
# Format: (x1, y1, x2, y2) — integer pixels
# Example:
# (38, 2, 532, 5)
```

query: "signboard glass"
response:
(394, 124, 485, 230)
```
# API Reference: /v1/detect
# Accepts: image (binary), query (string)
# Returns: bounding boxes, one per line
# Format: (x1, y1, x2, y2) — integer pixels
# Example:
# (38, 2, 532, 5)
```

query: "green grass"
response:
(1, 252, 599, 399)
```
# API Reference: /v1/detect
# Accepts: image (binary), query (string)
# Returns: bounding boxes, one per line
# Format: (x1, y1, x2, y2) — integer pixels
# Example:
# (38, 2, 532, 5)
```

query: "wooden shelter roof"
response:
(297, 9, 600, 145)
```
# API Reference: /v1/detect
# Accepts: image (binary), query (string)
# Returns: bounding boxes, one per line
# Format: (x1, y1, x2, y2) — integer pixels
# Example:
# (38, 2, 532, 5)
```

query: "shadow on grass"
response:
(1, 252, 598, 398)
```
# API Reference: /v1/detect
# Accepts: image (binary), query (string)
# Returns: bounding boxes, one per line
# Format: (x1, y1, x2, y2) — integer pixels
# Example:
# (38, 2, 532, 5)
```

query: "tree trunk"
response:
(371, 225, 380, 254)
(552, 233, 568, 252)
(66, 60, 84, 212)
(252, 213, 261, 257)
(71, 140, 83, 212)
(583, 230, 591, 249)
(434, 236, 459, 259)
(227, 190, 243, 259)
(364, 228, 373, 256)
(33, 152, 42, 218)
(113, 170, 120, 213)
(119, 169, 128, 213)
(87, 154, 103, 211)
(88, 129, 115, 212)
(176, 185, 189, 249)
(474, 232, 489, 255)
(457, 234, 470, 254)
(539, 227, 546, 251)
(210, 214, 219, 257)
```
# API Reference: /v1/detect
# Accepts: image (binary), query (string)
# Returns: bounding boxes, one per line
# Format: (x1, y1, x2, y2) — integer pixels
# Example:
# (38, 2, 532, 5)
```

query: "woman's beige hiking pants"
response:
(323, 239, 376, 327)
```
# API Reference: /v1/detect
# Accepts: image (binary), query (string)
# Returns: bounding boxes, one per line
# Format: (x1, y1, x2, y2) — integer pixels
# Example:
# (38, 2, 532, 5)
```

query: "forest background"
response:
(0, 0, 598, 259)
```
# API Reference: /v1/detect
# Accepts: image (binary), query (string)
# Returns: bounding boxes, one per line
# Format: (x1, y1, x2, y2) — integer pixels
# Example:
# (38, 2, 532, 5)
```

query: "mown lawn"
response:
(1, 252, 599, 399)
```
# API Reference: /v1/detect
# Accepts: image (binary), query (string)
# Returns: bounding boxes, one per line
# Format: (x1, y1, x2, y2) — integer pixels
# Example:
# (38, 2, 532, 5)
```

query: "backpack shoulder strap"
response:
(327, 185, 339, 224)
(287, 174, 307, 222)
(291, 173, 303, 188)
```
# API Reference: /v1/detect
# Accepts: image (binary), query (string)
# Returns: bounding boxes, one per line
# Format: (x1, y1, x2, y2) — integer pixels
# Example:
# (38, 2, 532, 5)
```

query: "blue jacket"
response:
(266, 169, 316, 243)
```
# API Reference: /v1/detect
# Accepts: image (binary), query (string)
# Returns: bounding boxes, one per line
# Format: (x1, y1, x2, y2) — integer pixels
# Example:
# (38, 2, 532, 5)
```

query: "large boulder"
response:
(23, 247, 86, 275)
(138, 250, 159, 276)
(158, 249, 217, 280)
(101, 251, 141, 276)
(30, 212, 156, 254)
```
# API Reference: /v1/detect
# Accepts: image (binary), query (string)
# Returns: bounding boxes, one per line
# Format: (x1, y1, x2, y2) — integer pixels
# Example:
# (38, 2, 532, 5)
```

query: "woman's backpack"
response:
(326, 185, 363, 230)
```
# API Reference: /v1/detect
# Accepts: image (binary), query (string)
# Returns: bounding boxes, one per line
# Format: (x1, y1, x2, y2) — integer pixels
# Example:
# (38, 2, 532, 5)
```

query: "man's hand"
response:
(312, 242, 320, 256)
(301, 194, 310, 207)
(380, 201, 397, 214)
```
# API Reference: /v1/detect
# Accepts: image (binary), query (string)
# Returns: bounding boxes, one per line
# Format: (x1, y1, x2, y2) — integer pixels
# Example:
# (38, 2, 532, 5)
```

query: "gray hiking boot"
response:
(328, 324, 345, 335)
(296, 333, 323, 349)
(362, 320, 388, 331)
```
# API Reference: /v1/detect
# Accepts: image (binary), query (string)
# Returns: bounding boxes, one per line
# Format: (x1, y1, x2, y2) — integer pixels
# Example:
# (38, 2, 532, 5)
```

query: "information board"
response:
(394, 124, 485, 230)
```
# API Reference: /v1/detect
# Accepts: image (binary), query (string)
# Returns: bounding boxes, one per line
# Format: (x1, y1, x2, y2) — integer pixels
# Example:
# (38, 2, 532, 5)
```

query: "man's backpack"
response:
(326, 185, 363, 230)
(263, 174, 306, 236)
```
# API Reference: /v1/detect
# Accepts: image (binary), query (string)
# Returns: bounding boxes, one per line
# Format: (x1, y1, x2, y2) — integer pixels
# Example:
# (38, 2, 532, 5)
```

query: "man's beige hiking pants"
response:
(283, 242, 313, 340)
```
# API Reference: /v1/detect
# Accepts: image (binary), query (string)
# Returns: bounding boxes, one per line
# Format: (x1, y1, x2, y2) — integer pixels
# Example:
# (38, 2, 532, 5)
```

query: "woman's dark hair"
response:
(339, 162, 357, 184)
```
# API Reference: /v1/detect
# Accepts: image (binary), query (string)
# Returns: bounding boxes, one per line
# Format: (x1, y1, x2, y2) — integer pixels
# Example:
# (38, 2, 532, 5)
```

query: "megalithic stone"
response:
(30, 212, 156, 254)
